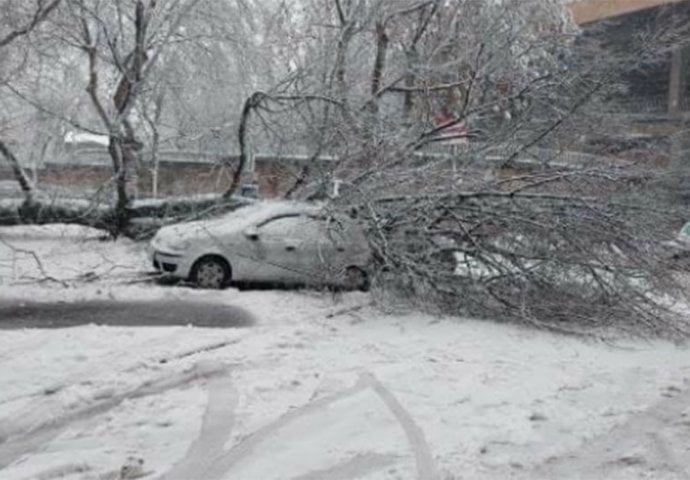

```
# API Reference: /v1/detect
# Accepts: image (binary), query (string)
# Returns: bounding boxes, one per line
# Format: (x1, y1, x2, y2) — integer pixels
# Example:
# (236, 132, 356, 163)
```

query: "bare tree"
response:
(55, 0, 206, 232)
(0, 0, 254, 234)
(0, 0, 63, 205)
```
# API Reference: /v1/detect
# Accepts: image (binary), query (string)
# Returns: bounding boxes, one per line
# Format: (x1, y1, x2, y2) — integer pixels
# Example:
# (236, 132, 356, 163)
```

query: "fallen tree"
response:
(347, 168, 687, 337)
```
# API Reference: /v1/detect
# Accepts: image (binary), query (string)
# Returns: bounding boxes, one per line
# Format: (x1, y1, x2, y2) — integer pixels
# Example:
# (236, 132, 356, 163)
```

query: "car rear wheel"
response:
(190, 256, 231, 289)
(344, 266, 369, 292)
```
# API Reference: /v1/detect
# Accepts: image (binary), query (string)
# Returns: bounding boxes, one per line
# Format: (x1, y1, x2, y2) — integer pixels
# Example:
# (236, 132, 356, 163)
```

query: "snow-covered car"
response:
(149, 201, 372, 290)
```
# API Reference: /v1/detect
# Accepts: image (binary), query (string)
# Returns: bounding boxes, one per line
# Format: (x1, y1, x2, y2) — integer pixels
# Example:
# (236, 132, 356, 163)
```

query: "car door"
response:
(294, 215, 340, 284)
(293, 214, 368, 285)
(247, 214, 310, 283)
(321, 215, 370, 273)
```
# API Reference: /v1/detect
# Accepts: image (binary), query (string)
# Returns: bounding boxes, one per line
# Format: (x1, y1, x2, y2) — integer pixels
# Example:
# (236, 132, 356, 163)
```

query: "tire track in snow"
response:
(159, 372, 238, 480)
(0, 330, 187, 405)
(291, 452, 401, 480)
(360, 371, 439, 480)
(200, 375, 371, 480)
(195, 370, 438, 480)
(0, 363, 232, 470)
(0, 329, 245, 421)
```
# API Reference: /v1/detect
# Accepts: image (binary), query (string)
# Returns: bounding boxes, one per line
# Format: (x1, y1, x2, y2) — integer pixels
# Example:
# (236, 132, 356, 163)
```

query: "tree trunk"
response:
(151, 129, 160, 199)
(0, 139, 35, 205)
(0, 193, 251, 239)
(224, 92, 264, 199)
(107, 137, 132, 235)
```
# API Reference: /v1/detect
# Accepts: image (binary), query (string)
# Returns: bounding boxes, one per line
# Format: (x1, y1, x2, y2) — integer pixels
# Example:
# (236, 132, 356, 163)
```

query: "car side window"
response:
(258, 215, 302, 237)
(257, 214, 350, 246)
(259, 214, 327, 234)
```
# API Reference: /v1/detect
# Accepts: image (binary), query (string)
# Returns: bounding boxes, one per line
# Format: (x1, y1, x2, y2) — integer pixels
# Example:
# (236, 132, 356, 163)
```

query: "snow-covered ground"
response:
(1, 225, 690, 480)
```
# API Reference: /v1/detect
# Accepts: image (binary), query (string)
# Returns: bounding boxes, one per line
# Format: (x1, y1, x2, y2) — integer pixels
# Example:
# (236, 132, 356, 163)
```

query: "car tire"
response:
(344, 266, 370, 292)
(190, 256, 231, 289)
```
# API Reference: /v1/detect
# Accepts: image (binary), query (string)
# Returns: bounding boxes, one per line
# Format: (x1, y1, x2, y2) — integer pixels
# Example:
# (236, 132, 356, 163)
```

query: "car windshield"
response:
(217, 201, 319, 227)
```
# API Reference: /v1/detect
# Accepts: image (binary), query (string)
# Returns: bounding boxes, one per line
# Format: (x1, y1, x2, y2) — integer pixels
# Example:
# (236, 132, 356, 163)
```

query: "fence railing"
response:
(31, 135, 634, 174)
(419, 143, 629, 169)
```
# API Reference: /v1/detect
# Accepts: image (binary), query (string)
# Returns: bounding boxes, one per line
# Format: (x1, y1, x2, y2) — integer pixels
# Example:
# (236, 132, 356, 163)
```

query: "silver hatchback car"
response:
(149, 201, 372, 290)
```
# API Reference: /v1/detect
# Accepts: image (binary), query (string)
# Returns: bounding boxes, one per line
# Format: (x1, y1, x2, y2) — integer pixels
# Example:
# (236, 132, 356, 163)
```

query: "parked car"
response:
(149, 201, 372, 290)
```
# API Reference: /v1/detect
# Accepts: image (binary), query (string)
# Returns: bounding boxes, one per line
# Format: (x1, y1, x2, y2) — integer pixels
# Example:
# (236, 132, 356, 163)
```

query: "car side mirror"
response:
(244, 226, 259, 241)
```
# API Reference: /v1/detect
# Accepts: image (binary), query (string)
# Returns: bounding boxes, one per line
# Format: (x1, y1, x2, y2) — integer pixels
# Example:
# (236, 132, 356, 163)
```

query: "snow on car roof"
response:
(220, 201, 322, 225)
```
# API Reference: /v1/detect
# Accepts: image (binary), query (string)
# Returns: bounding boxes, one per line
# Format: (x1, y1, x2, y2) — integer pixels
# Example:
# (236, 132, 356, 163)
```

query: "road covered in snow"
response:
(1, 224, 690, 480)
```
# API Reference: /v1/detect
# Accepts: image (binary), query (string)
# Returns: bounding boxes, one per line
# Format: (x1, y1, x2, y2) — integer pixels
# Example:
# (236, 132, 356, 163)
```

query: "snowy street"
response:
(0, 225, 690, 479)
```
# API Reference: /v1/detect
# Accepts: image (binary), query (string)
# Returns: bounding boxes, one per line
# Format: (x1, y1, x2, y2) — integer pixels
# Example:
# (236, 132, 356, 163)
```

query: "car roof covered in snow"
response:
(223, 201, 321, 221)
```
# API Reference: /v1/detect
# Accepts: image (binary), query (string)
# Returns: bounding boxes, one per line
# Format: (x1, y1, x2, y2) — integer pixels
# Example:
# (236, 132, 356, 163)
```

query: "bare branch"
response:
(0, 0, 62, 48)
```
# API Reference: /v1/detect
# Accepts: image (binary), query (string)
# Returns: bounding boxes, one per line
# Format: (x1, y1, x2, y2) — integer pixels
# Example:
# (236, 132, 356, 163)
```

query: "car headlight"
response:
(164, 238, 192, 252)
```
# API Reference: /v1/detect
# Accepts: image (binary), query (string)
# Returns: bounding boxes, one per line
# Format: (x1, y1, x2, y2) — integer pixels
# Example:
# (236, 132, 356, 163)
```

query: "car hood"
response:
(155, 217, 238, 244)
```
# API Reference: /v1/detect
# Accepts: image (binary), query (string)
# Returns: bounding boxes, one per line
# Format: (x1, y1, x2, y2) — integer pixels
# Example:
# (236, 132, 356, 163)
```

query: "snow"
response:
(1, 225, 690, 479)
(0, 224, 144, 286)
(64, 132, 109, 147)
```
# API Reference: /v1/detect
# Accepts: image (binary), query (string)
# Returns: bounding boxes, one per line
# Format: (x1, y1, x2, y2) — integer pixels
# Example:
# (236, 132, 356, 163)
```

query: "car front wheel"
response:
(190, 256, 231, 289)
